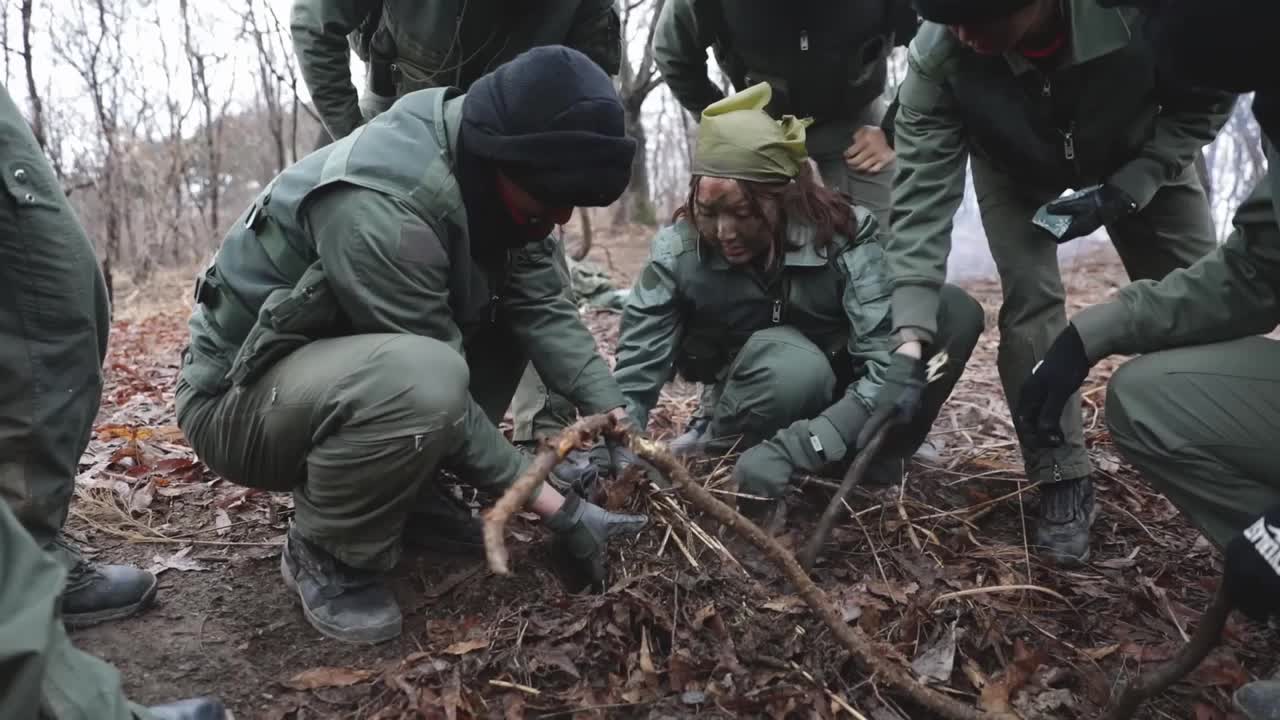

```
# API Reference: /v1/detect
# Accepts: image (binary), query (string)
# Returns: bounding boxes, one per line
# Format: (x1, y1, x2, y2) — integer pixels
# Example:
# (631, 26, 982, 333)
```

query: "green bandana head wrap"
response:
(692, 82, 813, 183)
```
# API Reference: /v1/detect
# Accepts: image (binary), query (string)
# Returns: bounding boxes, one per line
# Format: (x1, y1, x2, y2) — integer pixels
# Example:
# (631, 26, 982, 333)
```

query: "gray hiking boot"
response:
(405, 482, 484, 556)
(669, 417, 710, 458)
(1034, 475, 1097, 567)
(1235, 680, 1280, 720)
(59, 538, 158, 628)
(280, 526, 401, 644)
(148, 697, 228, 720)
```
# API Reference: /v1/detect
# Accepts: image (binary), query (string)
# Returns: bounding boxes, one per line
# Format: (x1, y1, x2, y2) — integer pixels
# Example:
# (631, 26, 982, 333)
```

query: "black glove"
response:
(1014, 324, 1091, 449)
(1039, 184, 1138, 243)
(856, 352, 927, 451)
(1224, 506, 1280, 621)
(544, 492, 648, 592)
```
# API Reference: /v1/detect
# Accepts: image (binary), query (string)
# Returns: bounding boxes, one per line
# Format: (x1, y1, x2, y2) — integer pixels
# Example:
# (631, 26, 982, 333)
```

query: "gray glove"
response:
(358, 90, 396, 121)
(609, 441, 668, 488)
(544, 492, 647, 592)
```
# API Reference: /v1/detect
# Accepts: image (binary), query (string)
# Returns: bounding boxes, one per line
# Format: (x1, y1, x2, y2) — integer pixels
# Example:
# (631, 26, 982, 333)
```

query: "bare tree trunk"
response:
(181, 0, 223, 237)
(612, 0, 667, 228)
(20, 0, 47, 152)
(615, 108, 656, 226)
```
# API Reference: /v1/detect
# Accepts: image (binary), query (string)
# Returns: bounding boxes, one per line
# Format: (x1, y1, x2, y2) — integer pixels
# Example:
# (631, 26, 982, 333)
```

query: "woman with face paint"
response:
(611, 83, 986, 518)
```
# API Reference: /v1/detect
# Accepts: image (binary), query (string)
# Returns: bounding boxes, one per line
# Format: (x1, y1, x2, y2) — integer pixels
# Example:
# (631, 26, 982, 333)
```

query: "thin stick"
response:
(483, 414, 614, 575)
(631, 436, 1007, 720)
(488, 680, 540, 695)
(798, 424, 891, 571)
(931, 584, 1071, 607)
(1104, 581, 1232, 720)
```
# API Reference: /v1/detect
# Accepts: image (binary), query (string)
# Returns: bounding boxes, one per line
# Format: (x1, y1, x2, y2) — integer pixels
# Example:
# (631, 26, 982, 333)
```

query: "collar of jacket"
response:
(1003, 0, 1136, 76)
(698, 219, 833, 270)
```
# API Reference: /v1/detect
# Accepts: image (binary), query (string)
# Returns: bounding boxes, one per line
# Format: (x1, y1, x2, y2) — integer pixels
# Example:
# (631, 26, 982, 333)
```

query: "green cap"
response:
(692, 83, 812, 183)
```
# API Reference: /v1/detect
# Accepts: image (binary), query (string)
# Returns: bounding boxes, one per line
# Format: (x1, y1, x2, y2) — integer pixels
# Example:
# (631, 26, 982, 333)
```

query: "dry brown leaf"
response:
(1081, 643, 1120, 661)
(761, 595, 806, 613)
(979, 639, 1046, 714)
(442, 638, 490, 655)
(214, 509, 232, 536)
(282, 666, 373, 690)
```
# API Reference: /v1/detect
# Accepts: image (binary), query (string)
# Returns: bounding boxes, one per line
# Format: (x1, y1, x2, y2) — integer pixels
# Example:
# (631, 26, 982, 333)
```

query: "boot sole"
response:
(279, 544, 402, 645)
(63, 574, 159, 629)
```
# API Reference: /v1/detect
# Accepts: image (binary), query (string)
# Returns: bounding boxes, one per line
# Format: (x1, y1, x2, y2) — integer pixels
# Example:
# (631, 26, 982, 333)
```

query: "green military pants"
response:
(508, 236, 580, 442)
(176, 334, 475, 572)
(1104, 180, 1280, 549)
(0, 499, 148, 720)
(807, 99, 894, 230)
(0, 83, 111, 554)
(972, 156, 1214, 485)
(703, 283, 984, 456)
(1106, 336, 1280, 548)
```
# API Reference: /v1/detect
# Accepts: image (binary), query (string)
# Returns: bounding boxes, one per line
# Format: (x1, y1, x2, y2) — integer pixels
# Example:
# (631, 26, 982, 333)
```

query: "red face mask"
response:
(497, 179, 573, 243)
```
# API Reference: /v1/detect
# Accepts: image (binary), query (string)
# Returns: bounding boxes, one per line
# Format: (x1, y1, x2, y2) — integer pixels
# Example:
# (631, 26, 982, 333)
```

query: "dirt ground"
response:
(68, 229, 1279, 720)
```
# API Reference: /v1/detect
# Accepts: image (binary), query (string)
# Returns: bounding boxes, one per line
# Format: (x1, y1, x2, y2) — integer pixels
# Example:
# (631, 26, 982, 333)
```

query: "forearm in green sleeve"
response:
(1108, 91, 1237, 208)
(653, 0, 724, 116)
(613, 268, 683, 429)
(1074, 176, 1280, 362)
(886, 64, 968, 342)
(290, 0, 370, 140)
(445, 396, 531, 491)
(504, 241, 626, 415)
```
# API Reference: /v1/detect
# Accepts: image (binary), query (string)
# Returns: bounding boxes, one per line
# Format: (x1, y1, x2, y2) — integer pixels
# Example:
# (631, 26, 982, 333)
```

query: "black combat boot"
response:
(404, 482, 485, 556)
(147, 697, 227, 720)
(58, 538, 158, 629)
(280, 525, 401, 644)
(1034, 474, 1097, 566)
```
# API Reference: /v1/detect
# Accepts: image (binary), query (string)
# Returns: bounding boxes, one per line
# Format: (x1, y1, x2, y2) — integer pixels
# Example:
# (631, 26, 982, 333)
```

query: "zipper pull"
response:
(1062, 130, 1076, 161)
(490, 294, 500, 323)
(1042, 78, 1051, 97)
(771, 299, 782, 323)
(799, 31, 809, 52)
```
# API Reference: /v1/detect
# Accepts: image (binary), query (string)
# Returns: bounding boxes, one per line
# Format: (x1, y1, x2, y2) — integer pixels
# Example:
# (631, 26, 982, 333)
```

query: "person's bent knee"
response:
(1104, 356, 1162, 461)
(733, 326, 835, 397)
(937, 283, 985, 353)
(345, 335, 471, 434)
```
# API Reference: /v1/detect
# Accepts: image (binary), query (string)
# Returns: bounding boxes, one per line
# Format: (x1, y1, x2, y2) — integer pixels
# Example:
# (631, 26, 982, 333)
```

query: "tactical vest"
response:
(182, 88, 467, 395)
(668, 223, 854, 384)
(702, 0, 897, 123)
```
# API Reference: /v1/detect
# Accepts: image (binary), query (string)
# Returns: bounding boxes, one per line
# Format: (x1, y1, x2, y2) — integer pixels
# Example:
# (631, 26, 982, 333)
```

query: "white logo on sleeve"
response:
(1243, 516, 1280, 577)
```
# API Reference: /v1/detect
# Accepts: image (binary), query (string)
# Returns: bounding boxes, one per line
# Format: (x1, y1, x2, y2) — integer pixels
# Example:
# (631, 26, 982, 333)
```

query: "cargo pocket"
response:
(228, 263, 338, 387)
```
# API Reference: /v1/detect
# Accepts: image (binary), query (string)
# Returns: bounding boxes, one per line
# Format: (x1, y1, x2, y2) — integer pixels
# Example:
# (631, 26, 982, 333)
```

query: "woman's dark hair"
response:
(673, 161, 858, 260)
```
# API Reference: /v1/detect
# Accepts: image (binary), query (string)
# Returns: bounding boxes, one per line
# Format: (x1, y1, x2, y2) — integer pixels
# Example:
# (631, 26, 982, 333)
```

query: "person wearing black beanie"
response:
(458, 45, 636, 259)
(1007, 3, 1280, 715)
(176, 46, 651, 645)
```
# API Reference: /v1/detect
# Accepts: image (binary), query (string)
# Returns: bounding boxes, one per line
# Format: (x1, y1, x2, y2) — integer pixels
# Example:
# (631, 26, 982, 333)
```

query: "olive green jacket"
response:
(1074, 138, 1280, 362)
(614, 209, 893, 430)
(184, 88, 624, 491)
(887, 1, 1235, 343)
(653, 0, 917, 154)
(291, 0, 621, 141)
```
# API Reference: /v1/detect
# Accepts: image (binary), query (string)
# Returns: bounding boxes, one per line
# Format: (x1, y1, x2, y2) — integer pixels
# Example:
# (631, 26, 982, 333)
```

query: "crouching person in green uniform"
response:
(886, 0, 1235, 566)
(1015, 0, 1280, 712)
(175, 47, 648, 645)
(612, 83, 984, 508)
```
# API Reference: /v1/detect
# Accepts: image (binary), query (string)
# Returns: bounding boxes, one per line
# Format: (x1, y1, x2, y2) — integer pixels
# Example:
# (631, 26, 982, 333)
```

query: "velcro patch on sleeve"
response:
(398, 221, 446, 266)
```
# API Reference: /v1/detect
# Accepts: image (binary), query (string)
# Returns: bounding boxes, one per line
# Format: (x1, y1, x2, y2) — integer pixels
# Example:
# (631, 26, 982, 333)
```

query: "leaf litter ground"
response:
(70, 248, 1279, 719)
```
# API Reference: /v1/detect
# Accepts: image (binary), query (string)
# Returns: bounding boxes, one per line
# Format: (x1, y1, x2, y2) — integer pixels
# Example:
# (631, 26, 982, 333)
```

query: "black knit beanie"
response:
(910, 0, 1036, 24)
(460, 45, 637, 208)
